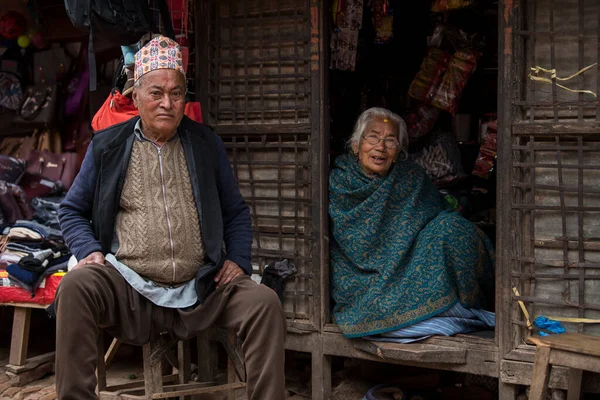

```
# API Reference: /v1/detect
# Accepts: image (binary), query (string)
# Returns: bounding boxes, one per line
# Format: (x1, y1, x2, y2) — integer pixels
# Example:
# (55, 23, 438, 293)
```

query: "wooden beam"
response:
(352, 340, 467, 364)
(512, 122, 600, 135)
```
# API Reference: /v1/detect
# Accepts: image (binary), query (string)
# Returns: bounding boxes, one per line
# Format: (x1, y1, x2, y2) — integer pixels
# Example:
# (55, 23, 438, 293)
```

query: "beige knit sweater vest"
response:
(114, 137, 205, 285)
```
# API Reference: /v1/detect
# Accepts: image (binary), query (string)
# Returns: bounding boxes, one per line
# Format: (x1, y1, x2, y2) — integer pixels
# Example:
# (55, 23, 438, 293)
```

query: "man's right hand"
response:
(74, 252, 105, 269)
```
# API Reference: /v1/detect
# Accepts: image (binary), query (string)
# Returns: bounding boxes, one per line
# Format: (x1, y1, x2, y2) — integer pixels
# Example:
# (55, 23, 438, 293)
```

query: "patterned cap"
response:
(134, 36, 185, 82)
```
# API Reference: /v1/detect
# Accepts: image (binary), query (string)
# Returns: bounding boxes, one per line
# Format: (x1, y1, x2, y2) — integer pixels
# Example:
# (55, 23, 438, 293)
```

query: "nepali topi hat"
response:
(134, 35, 185, 83)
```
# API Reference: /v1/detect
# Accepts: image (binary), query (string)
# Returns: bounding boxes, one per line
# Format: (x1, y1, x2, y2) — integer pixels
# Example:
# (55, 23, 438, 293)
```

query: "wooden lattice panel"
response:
(202, 0, 319, 325)
(509, 0, 600, 345)
(206, 0, 312, 125)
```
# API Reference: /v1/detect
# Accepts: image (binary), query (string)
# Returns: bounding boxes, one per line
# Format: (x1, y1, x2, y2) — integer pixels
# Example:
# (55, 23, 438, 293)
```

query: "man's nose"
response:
(160, 93, 173, 108)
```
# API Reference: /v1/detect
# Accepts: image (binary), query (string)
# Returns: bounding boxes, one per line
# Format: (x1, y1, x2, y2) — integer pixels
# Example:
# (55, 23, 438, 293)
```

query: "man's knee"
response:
(56, 266, 102, 301)
(252, 283, 283, 311)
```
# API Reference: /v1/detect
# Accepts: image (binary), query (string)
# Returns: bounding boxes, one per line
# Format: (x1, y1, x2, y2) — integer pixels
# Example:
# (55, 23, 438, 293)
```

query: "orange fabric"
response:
(91, 90, 203, 131)
(91, 90, 139, 132)
(184, 102, 203, 123)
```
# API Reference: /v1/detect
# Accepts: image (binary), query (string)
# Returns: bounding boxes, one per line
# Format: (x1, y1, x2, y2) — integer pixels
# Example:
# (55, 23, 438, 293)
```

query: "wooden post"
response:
(566, 368, 583, 400)
(96, 331, 107, 393)
(529, 345, 552, 400)
(196, 332, 215, 382)
(9, 307, 31, 366)
(143, 341, 163, 396)
(177, 340, 191, 400)
(311, 347, 331, 400)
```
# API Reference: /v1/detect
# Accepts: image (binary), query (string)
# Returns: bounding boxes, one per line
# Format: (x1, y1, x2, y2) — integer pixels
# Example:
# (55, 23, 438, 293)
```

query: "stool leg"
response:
(96, 331, 107, 393)
(143, 341, 163, 396)
(567, 368, 583, 400)
(197, 332, 216, 382)
(177, 340, 191, 400)
(529, 345, 552, 400)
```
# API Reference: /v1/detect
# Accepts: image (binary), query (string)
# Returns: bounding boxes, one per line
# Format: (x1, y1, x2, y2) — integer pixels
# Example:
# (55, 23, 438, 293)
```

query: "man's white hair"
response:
(347, 107, 408, 157)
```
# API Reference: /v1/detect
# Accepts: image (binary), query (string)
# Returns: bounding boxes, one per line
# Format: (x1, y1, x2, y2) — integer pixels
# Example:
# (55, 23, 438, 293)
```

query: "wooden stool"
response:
(96, 330, 246, 399)
(528, 333, 600, 400)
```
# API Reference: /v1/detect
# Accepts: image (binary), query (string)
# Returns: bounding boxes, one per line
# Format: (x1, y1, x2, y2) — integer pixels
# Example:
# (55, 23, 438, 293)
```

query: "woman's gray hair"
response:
(347, 107, 408, 157)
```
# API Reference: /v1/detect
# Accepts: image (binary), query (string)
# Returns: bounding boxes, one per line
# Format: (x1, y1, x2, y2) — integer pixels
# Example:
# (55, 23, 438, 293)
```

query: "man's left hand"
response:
(215, 260, 245, 289)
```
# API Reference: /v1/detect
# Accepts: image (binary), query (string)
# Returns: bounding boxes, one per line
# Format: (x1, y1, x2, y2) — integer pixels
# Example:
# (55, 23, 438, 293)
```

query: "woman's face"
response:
(354, 118, 400, 176)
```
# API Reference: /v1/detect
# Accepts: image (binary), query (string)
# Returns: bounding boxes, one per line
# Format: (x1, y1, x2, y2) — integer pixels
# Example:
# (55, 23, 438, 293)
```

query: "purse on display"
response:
(33, 47, 71, 85)
(0, 181, 24, 224)
(0, 155, 26, 184)
(19, 173, 63, 201)
(36, 129, 62, 154)
(7, 183, 34, 220)
(14, 84, 58, 126)
(25, 150, 78, 190)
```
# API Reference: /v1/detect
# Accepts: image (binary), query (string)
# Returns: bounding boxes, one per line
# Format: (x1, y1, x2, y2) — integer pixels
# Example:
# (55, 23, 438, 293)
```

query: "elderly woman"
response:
(329, 107, 495, 340)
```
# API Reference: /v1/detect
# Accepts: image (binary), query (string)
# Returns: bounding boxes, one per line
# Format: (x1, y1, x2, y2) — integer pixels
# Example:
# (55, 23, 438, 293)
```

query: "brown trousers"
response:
(54, 263, 286, 400)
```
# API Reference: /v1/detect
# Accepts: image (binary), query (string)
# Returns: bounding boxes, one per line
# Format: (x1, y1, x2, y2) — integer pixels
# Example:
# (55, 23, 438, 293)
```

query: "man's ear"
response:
(132, 89, 138, 109)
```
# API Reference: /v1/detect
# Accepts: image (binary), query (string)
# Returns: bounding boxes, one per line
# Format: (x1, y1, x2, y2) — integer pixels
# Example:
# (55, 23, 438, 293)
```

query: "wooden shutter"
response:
(197, 0, 323, 330)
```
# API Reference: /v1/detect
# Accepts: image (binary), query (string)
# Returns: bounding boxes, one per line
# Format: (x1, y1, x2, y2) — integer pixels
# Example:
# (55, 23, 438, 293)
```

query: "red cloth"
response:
(91, 90, 203, 131)
(0, 271, 64, 305)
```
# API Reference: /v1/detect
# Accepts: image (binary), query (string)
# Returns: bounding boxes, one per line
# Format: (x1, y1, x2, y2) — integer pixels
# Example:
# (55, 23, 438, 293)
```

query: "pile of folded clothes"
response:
(0, 220, 70, 297)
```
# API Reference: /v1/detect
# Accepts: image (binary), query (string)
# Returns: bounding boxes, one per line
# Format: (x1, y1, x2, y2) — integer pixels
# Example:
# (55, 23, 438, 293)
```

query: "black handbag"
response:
(0, 155, 26, 184)
(13, 84, 58, 126)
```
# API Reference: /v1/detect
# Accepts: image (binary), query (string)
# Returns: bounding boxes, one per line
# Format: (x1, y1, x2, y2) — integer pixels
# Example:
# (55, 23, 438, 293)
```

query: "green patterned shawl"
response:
(329, 154, 495, 338)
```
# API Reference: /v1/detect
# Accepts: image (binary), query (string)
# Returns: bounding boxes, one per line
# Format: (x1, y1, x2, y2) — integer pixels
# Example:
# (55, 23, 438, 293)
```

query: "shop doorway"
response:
(326, 0, 500, 337)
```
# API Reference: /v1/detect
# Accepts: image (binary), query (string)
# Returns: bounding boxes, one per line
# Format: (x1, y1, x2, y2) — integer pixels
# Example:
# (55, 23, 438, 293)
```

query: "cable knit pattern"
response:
(115, 137, 205, 285)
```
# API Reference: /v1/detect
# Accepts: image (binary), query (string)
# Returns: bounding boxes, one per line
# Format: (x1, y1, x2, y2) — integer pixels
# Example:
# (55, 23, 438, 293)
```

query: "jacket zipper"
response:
(155, 145, 177, 284)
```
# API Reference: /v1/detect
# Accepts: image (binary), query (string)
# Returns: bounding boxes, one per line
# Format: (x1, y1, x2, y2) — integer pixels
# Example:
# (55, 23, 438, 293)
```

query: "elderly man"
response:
(56, 36, 286, 400)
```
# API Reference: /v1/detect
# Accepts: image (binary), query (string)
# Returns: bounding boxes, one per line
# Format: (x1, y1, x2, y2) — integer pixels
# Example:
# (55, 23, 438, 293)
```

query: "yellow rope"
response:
(512, 287, 532, 330)
(528, 63, 598, 98)
(545, 316, 600, 324)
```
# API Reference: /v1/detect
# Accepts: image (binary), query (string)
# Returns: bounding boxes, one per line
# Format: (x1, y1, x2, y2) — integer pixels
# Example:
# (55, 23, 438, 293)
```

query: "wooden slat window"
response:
(509, 0, 600, 348)
(202, 0, 318, 325)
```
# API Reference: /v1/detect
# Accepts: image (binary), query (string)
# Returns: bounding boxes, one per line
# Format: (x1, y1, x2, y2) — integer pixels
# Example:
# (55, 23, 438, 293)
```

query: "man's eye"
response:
(172, 92, 182, 98)
(151, 91, 161, 96)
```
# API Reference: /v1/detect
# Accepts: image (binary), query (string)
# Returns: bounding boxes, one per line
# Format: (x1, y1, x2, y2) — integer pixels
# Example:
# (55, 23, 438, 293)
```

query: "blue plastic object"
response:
(534, 316, 566, 336)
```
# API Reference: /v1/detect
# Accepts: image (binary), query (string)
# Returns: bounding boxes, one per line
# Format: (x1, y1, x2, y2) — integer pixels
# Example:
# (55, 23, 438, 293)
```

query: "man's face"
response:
(132, 69, 186, 138)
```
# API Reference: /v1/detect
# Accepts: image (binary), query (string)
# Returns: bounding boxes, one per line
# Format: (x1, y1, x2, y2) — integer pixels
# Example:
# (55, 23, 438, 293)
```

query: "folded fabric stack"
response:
(0, 219, 70, 296)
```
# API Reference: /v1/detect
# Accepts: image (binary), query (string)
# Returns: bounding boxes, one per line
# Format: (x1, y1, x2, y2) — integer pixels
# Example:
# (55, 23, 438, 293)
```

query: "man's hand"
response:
(215, 260, 244, 289)
(74, 251, 105, 270)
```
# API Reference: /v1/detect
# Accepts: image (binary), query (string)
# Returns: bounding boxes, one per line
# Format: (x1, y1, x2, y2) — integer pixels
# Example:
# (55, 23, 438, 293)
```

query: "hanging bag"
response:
(64, 42, 90, 117)
(64, 0, 175, 90)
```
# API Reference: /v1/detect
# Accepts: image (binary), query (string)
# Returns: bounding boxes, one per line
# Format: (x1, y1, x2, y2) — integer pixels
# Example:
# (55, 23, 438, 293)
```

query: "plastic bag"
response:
(410, 131, 466, 186)
(534, 316, 566, 336)
(409, 48, 479, 114)
(406, 103, 440, 139)
(431, 50, 479, 114)
(408, 48, 452, 104)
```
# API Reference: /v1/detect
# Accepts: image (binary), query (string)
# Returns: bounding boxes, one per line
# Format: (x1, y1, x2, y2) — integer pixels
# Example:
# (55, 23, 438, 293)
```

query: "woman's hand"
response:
(74, 251, 105, 270)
